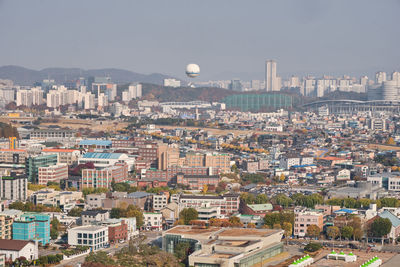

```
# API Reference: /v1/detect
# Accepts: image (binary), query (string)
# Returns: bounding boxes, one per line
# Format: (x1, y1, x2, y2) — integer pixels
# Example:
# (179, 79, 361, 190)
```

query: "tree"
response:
(326, 226, 340, 240)
(247, 223, 256, 228)
(341, 226, 354, 240)
(264, 213, 281, 228)
(240, 192, 256, 204)
(282, 222, 292, 237)
(370, 217, 392, 238)
(306, 225, 321, 239)
(110, 205, 144, 228)
(377, 198, 400, 208)
(174, 242, 190, 264)
(50, 218, 60, 240)
(274, 194, 293, 208)
(386, 137, 396, 145)
(254, 194, 268, 204)
(68, 207, 83, 217)
(229, 216, 243, 227)
(304, 242, 322, 253)
(202, 184, 208, 194)
(179, 208, 198, 225)
(85, 251, 115, 266)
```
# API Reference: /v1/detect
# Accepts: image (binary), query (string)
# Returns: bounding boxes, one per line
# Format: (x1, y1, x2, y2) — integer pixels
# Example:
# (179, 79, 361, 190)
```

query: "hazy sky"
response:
(0, 0, 399, 80)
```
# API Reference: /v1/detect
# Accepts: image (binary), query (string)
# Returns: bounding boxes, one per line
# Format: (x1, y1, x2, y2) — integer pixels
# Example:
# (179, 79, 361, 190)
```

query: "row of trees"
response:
(305, 216, 391, 241)
(9, 201, 61, 212)
(242, 192, 400, 210)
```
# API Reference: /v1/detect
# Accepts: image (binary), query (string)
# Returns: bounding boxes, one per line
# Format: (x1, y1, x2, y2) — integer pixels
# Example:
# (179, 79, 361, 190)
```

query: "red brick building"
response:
(176, 174, 220, 190)
(108, 220, 128, 244)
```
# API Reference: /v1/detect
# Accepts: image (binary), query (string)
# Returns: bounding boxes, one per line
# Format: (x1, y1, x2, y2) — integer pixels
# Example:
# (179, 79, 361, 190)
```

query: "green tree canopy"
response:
(179, 208, 198, 225)
(370, 217, 392, 238)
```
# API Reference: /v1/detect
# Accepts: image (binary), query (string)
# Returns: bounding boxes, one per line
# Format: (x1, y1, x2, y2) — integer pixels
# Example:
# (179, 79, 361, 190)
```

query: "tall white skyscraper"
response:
(375, 71, 387, 84)
(265, 60, 277, 91)
(392, 72, 400, 86)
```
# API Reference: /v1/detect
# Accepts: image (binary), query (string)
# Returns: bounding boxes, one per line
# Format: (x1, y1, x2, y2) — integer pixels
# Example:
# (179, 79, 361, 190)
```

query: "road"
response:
(55, 232, 161, 267)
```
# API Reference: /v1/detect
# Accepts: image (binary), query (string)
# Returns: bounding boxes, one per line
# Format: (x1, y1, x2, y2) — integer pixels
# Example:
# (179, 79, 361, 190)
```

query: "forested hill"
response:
(140, 83, 234, 102)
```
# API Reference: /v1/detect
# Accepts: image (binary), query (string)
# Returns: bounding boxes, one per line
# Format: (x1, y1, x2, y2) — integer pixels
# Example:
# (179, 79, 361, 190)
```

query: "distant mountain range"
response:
(0, 65, 178, 86)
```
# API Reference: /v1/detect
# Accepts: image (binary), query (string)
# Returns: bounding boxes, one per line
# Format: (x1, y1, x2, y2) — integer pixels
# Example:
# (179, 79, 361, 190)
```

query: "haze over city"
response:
(0, 0, 399, 80)
(1, 1, 400, 267)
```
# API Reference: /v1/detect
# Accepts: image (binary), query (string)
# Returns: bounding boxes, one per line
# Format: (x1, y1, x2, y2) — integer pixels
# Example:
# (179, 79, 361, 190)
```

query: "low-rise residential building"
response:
(85, 193, 106, 209)
(67, 225, 108, 251)
(81, 210, 110, 225)
(0, 239, 38, 261)
(294, 208, 324, 237)
(38, 164, 68, 185)
(160, 202, 179, 225)
(143, 212, 162, 231)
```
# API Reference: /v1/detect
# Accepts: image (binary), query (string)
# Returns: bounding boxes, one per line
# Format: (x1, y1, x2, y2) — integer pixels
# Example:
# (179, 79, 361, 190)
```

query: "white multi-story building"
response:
(0, 89, 15, 104)
(84, 93, 95, 110)
(129, 83, 142, 99)
(16, 90, 33, 107)
(153, 193, 168, 212)
(388, 176, 400, 192)
(279, 155, 314, 170)
(98, 93, 108, 108)
(0, 176, 27, 201)
(265, 60, 278, 91)
(68, 225, 108, 251)
(143, 212, 162, 231)
(376, 71, 387, 84)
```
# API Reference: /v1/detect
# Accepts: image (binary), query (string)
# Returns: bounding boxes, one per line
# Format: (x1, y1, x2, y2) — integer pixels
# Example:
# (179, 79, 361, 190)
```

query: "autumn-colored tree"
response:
(386, 137, 396, 145)
(247, 223, 256, 228)
(282, 222, 292, 237)
(229, 216, 243, 227)
(202, 184, 208, 194)
(326, 226, 340, 240)
(306, 224, 321, 239)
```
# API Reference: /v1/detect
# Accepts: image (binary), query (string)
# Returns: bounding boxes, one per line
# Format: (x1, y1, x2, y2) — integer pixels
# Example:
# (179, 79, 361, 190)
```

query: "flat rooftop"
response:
(164, 225, 221, 236)
(218, 228, 281, 238)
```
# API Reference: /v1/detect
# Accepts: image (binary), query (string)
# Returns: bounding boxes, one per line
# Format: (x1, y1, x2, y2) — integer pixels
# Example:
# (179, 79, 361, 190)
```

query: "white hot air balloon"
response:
(186, 64, 200, 78)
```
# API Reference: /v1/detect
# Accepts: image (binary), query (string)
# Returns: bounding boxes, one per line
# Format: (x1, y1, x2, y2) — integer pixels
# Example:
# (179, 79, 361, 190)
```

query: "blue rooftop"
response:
(79, 140, 112, 146)
(83, 152, 123, 159)
(334, 208, 356, 214)
(379, 210, 400, 228)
